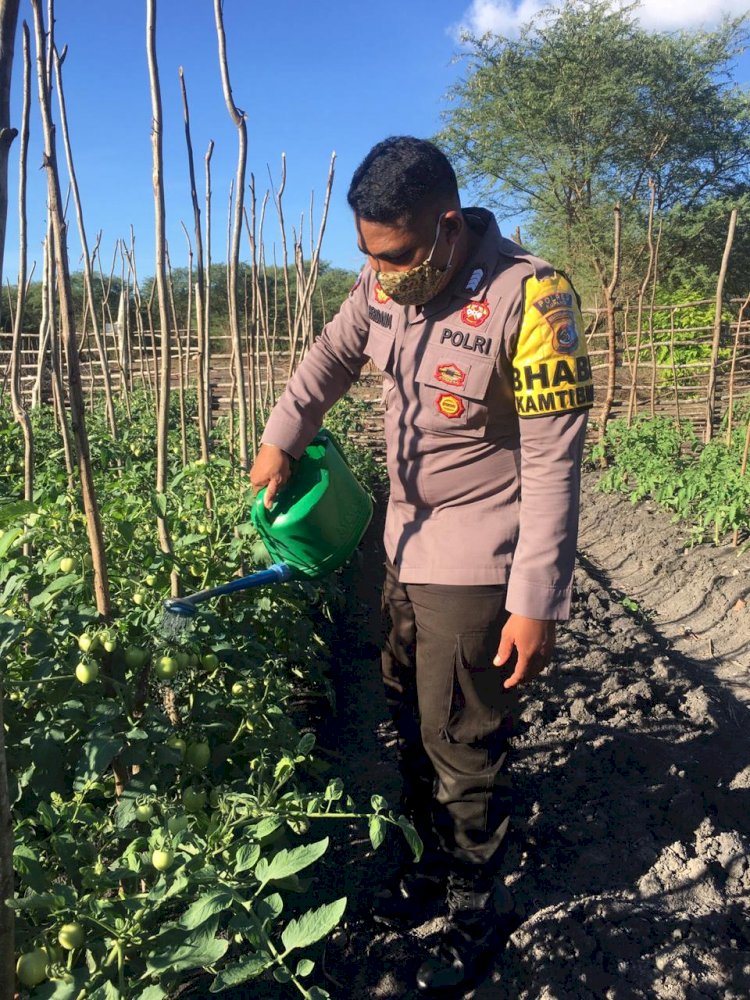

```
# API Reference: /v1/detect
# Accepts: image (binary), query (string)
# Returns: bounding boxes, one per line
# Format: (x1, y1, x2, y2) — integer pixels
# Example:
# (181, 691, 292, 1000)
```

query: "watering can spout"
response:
(162, 562, 295, 619)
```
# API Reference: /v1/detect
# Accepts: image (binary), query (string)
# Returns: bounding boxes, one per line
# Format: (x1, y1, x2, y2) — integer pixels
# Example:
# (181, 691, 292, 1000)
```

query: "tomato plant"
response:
(0, 393, 414, 998)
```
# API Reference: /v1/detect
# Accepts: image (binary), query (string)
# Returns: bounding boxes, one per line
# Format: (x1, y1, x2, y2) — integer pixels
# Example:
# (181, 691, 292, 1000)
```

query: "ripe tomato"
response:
(58, 922, 85, 950)
(75, 661, 99, 684)
(154, 656, 179, 680)
(151, 849, 174, 871)
(185, 741, 210, 770)
(16, 948, 47, 987)
(182, 787, 207, 813)
(135, 803, 154, 823)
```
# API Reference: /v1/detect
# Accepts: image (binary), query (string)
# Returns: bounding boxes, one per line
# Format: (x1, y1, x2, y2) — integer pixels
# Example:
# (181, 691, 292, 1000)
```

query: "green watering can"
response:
(163, 430, 373, 619)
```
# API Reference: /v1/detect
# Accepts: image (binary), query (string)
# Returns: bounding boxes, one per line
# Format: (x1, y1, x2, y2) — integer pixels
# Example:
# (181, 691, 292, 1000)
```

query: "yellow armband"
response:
(512, 273, 594, 418)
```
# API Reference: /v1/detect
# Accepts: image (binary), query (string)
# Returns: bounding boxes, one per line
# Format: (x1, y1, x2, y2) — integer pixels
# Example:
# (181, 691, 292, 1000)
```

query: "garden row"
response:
(592, 408, 750, 545)
(0, 392, 407, 1000)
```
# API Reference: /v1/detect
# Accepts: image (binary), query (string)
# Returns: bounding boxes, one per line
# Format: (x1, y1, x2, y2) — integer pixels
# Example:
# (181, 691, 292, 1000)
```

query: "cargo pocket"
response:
(365, 326, 395, 374)
(413, 344, 494, 436)
(443, 630, 517, 747)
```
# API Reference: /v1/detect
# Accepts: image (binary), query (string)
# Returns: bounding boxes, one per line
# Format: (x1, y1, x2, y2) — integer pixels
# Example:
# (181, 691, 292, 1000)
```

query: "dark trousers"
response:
(381, 560, 518, 872)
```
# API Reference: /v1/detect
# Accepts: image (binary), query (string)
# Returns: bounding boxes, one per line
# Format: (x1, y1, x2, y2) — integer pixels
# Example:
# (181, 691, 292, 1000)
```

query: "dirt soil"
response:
(300, 468, 750, 1000)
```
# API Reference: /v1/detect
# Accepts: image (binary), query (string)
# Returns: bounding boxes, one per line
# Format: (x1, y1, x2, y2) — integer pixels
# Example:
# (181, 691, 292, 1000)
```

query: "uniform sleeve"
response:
(261, 273, 371, 459)
(504, 272, 593, 621)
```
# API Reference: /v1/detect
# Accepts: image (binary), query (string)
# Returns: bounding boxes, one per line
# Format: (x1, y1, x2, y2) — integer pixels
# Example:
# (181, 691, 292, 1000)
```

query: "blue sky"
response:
(4, 0, 750, 282)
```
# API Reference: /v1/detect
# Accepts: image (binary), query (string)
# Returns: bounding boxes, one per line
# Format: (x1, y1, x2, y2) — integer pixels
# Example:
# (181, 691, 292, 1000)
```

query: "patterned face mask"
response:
(376, 216, 456, 306)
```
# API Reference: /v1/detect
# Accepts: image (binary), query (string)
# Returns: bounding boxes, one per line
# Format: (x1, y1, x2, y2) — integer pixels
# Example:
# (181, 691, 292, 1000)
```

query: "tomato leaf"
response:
(0, 526, 23, 558)
(146, 918, 229, 973)
(397, 815, 424, 862)
(74, 734, 126, 790)
(368, 814, 386, 851)
(133, 988, 167, 1000)
(280, 897, 347, 954)
(32, 969, 88, 999)
(254, 837, 329, 887)
(179, 888, 236, 930)
(209, 952, 274, 991)
(234, 842, 261, 873)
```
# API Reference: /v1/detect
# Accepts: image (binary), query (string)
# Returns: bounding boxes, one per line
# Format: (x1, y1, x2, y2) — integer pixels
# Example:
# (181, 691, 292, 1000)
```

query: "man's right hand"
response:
(249, 444, 291, 509)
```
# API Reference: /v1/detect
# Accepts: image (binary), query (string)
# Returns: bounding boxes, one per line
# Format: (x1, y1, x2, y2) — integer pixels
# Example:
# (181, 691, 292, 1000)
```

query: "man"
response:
(250, 136, 592, 994)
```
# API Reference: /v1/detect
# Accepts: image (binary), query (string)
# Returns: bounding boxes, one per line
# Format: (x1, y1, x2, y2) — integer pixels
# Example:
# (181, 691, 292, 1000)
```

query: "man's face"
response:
(355, 209, 459, 276)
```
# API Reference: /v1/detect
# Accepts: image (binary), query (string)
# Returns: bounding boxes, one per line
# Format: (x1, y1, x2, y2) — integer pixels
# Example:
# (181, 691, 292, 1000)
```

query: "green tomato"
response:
(75, 661, 99, 684)
(16, 948, 48, 987)
(134, 803, 154, 823)
(145, 574, 156, 587)
(57, 922, 85, 950)
(167, 814, 189, 834)
(166, 736, 187, 757)
(201, 652, 219, 670)
(59, 557, 75, 574)
(151, 849, 174, 872)
(182, 787, 207, 813)
(185, 741, 210, 770)
(154, 655, 179, 680)
(78, 633, 99, 654)
(124, 646, 147, 668)
(175, 651, 190, 669)
(231, 681, 245, 697)
(83, 552, 93, 569)
(133, 592, 145, 606)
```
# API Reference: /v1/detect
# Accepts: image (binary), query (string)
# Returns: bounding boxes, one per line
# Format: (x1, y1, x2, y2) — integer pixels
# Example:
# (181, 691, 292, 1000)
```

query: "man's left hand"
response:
(493, 614, 556, 689)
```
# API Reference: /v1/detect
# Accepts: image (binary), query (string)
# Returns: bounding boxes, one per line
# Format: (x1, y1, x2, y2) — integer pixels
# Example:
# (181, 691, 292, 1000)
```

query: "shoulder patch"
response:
(349, 269, 364, 297)
(512, 273, 593, 418)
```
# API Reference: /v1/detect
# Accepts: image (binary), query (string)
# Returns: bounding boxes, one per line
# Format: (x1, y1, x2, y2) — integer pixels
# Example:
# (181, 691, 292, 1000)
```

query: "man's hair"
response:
(347, 136, 459, 225)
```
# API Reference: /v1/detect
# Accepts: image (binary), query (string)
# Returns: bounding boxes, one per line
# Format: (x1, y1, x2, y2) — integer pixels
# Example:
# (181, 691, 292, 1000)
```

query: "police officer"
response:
(250, 136, 592, 995)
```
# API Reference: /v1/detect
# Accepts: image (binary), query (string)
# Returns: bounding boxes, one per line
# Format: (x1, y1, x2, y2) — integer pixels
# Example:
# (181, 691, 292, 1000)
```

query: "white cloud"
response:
(453, 0, 749, 39)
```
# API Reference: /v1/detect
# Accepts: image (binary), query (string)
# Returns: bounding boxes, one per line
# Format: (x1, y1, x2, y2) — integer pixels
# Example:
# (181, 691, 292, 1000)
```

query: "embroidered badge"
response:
(465, 267, 484, 293)
(461, 300, 490, 328)
(374, 282, 390, 304)
(551, 313, 579, 355)
(436, 393, 465, 418)
(435, 362, 467, 388)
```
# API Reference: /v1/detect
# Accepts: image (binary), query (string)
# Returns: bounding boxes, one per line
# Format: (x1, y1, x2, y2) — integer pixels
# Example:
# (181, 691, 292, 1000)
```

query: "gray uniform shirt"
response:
(262, 209, 593, 620)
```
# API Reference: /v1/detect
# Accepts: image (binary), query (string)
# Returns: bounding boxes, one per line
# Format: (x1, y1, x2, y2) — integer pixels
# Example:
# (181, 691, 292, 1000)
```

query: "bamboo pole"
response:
(204, 139, 214, 435)
(145, 0, 177, 594)
(726, 292, 750, 444)
(596, 204, 622, 459)
(178, 67, 210, 462)
(214, 0, 249, 472)
(0, 7, 21, 989)
(626, 180, 656, 425)
(166, 248, 188, 467)
(32, 0, 111, 615)
(53, 45, 118, 438)
(705, 208, 738, 444)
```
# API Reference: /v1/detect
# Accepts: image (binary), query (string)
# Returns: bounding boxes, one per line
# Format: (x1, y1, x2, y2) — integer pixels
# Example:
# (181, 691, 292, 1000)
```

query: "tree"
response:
(437, 0, 750, 300)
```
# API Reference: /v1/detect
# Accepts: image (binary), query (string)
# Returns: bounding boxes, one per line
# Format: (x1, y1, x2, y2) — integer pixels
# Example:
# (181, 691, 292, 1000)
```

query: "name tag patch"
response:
(435, 362, 466, 387)
(436, 393, 465, 418)
(368, 305, 393, 329)
(439, 327, 492, 356)
(461, 300, 490, 328)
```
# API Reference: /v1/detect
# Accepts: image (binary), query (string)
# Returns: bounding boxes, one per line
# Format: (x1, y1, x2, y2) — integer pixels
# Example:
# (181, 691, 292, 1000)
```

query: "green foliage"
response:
(437, 0, 750, 299)
(591, 415, 750, 543)
(0, 393, 413, 998)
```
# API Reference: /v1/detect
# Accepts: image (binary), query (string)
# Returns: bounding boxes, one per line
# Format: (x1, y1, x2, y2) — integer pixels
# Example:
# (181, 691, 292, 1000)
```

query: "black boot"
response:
(372, 858, 446, 925)
(415, 872, 519, 996)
